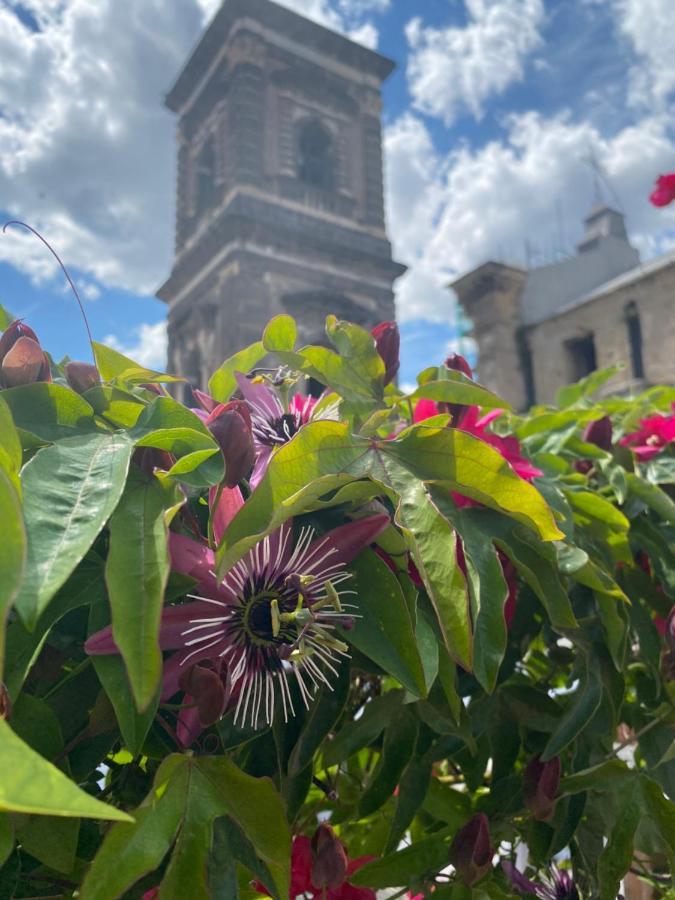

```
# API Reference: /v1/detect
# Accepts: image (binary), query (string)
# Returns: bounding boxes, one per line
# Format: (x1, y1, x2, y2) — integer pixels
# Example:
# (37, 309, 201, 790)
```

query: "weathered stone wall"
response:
(527, 261, 675, 403)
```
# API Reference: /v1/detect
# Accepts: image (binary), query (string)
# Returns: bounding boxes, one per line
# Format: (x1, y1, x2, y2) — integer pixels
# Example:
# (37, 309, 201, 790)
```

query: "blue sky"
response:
(1, 0, 674, 387)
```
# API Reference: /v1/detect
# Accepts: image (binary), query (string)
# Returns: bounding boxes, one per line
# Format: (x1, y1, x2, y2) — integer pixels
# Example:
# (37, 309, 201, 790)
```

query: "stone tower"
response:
(158, 0, 406, 390)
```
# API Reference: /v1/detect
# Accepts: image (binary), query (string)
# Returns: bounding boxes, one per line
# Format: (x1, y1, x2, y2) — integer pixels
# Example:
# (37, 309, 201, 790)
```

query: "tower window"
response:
(297, 119, 335, 191)
(625, 301, 644, 379)
(565, 333, 597, 382)
(195, 136, 217, 218)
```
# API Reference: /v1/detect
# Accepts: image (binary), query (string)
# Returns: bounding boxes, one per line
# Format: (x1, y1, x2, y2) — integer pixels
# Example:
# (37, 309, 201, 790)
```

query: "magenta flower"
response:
(619, 405, 675, 461)
(649, 173, 675, 208)
(502, 861, 579, 900)
(87, 489, 388, 733)
(235, 371, 336, 487)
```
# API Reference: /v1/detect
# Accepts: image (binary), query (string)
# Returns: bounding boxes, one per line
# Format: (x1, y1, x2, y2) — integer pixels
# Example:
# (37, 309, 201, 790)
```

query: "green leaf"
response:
(18, 814, 79, 873)
(598, 783, 641, 900)
(93, 341, 182, 385)
(208, 341, 266, 402)
(627, 473, 675, 524)
(287, 660, 350, 776)
(344, 550, 427, 697)
(639, 774, 675, 868)
(2, 382, 99, 442)
(0, 304, 14, 330)
(0, 719, 131, 821)
(542, 657, 603, 760)
(14, 432, 133, 627)
(560, 760, 634, 795)
(81, 755, 290, 900)
(323, 690, 403, 767)
(359, 707, 418, 817)
(84, 384, 147, 428)
(263, 315, 297, 352)
(0, 394, 22, 495)
(0, 467, 25, 670)
(556, 366, 622, 407)
(411, 369, 508, 411)
(350, 835, 450, 889)
(89, 596, 160, 755)
(385, 735, 433, 852)
(106, 471, 172, 712)
(0, 815, 13, 868)
(386, 424, 563, 541)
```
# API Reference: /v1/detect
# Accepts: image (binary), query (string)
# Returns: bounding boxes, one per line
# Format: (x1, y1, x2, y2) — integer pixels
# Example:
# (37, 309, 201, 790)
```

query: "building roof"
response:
(166, 0, 396, 112)
(542, 246, 675, 324)
(518, 206, 640, 325)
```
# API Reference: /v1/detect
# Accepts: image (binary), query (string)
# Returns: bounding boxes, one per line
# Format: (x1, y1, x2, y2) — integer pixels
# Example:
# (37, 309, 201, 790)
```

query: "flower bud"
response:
(449, 813, 493, 886)
(310, 824, 348, 889)
(1, 335, 51, 387)
(0, 320, 39, 361)
(193, 388, 219, 413)
(523, 755, 561, 821)
(178, 663, 227, 726)
(141, 382, 166, 396)
(372, 321, 400, 386)
(65, 361, 100, 394)
(0, 683, 11, 721)
(581, 415, 613, 452)
(205, 400, 255, 488)
(441, 353, 473, 427)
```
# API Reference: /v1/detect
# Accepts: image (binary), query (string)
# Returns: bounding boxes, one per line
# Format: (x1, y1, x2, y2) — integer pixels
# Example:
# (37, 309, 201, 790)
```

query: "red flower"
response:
(619, 405, 675, 461)
(372, 321, 400, 386)
(257, 831, 376, 899)
(649, 173, 675, 208)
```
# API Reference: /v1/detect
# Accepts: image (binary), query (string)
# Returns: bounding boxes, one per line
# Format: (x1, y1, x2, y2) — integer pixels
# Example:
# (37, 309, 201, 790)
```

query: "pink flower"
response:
(235, 372, 327, 488)
(87, 489, 389, 736)
(649, 173, 675, 208)
(256, 830, 376, 900)
(619, 405, 675, 461)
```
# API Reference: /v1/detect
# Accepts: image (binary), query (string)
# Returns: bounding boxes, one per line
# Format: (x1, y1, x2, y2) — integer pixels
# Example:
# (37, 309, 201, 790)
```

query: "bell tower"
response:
(158, 0, 406, 388)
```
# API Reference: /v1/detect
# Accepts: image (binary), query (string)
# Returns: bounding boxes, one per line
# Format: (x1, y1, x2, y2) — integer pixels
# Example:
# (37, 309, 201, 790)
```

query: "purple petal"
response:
(235, 371, 283, 422)
(169, 532, 220, 597)
(157, 601, 224, 650)
(85, 626, 119, 656)
(176, 699, 205, 747)
(501, 861, 539, 895)
(209, 485, 244, 545)
(249, 444, 274, 489)
(300, 514, 390, 576)
(161, 640, 224, 699)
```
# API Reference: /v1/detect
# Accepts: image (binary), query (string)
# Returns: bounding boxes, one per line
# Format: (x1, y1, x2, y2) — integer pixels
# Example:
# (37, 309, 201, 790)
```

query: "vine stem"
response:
(2, 220, 96, 361)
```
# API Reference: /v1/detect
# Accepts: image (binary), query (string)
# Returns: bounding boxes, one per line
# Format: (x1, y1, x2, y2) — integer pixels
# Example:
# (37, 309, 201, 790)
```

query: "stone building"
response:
(452, 206, 675, 409)
(158, 0, 405, 393)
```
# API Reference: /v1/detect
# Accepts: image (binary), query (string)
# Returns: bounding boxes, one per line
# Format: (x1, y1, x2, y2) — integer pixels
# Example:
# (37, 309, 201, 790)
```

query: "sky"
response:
(1, 0, 674, 387)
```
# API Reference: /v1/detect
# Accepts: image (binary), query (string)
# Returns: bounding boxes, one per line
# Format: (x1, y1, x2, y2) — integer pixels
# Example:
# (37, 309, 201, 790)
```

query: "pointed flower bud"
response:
(193, 388, 219, 413)
(1, 335, 51, 387)
(178, 663, 227, 727)
(65, 361, 100, 394)
(372, 321, 400, 386)
(449, 813, 493, 886)
(523, 754, 561, 821)
(581, 415, 613, 451)
(441, 352, 474, 427)
(0, 320, 39, 361)
(310, 824, 348, 889)
(205, 399, 255, 488)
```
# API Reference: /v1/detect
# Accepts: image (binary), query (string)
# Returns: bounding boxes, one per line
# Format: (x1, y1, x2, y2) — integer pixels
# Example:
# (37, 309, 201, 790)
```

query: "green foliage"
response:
(1, 312, 674, 898)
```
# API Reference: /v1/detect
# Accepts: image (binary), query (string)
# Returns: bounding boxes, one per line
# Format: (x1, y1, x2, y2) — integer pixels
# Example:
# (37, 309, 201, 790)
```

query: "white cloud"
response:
(613, 0, 675, 110)
(385, 110, 675, 322)
(104, 320, 168, 370)
(339, 0, 390, 13)
(348, 22, 379, 49)
(405, 0, 546, 125)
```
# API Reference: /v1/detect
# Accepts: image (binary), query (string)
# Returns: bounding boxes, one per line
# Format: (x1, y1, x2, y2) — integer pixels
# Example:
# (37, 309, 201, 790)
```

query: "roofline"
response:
(166, 0, 396, 112)
(448, 260, 526, 292)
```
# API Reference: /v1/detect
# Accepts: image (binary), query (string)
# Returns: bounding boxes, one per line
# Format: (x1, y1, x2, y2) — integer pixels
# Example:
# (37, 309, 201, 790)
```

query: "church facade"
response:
(158, 0, 405, 393)
(452, 206, 675, 409)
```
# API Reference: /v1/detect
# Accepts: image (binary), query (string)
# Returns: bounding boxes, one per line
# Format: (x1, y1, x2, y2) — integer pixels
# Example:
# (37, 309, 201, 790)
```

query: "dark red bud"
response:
(205, 400, 255, 488)
(582, 415, 613, 452)
(133, 446, 175, 475)
(0, 320, 40, 363)
(65, 361, 100, 394)
(193, 388, 219, 413)
(1, 336, 50, 387)
(372, 321, 400, 386)
(441, 353, 473, 427)
(449, 813, 493, 886)
(523, 755, 561, 821)
(0, 683, 11, 721)
(178, 663, 227, 726)
(444, 353, 473, 380)
(310, 824, 348, 889)
(141, 382, 166, 396)
(666, 607, 675, 653)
